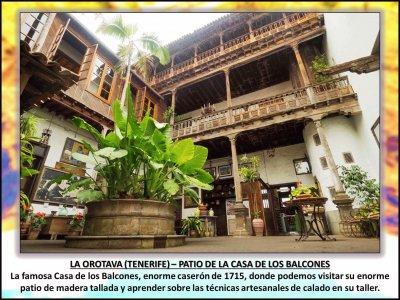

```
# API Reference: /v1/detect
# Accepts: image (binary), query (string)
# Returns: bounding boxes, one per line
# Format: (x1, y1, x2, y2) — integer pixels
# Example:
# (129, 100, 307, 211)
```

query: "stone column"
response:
(101, 126, 109, 137)
(291, 43, 315, 103)
(314, 119, 353, 220)
(170, 89, 177, 126)
(228, 134, 250, 236)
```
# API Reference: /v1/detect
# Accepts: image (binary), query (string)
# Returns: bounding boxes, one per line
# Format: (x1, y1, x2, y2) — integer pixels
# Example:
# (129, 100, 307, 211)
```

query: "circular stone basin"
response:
(65, 199, 185, 249)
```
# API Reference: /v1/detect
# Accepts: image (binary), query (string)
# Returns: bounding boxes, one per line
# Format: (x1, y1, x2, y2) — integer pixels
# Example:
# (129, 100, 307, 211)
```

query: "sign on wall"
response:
(60, 137, 89, 168)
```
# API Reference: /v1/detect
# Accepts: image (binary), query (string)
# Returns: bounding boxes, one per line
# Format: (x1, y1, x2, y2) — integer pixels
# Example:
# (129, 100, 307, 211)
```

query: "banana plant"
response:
(55, 87, 213, 203)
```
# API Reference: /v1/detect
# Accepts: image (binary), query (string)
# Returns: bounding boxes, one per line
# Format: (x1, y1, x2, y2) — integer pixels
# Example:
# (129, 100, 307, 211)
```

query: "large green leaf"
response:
(105, 132, 121, 148)
(109, 149, 128, 160)
(183, 187, 200, 204)
(21, 168, 40, 177)
(194, 168, 214, 184)
(184, 175, 213, 190)
(72, 117, 104, 143)
(140, 113, 156, 137)
(163, 179, 179, 196)
(63, 178, 93, 193)
(181, 145, 208, 173)
(72, 152, 107, 166)
(49, 173, 74, 185)
(76, 190, 104, 202)
(95, 147, 116, 157)
(171, 138, 194, 165)
(112, 100, 127, 136)
(151, 129, 167, 153)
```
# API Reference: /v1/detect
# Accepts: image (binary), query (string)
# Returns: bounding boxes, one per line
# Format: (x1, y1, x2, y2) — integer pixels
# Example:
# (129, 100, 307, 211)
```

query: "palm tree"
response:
(97, 15, 170, 107)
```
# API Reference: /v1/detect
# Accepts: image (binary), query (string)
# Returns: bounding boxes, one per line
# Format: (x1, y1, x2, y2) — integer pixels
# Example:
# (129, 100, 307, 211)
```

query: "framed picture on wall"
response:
(293, 158, 312, 175)
(184, 187, 199, 208)
(218, 164, 232, 177)
(204, 167, 217, 178)
(60, 137, 89, 168)
(34, 167, 84, 205)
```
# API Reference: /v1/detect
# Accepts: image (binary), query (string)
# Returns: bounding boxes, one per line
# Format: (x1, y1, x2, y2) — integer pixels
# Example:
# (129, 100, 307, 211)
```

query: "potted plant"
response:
(339, 165, 380, 237)
(54, 88, 213, 249)
(68, 212, 85, 236)
(252, 206, 264, 236)
(181, 217, 203, 238)
(289, 184, 319, 200)
(20, 114, 41, 239)
(239, 154, 264, 236)
(20, 193, 31, 239)
(28, 212, 47, 240)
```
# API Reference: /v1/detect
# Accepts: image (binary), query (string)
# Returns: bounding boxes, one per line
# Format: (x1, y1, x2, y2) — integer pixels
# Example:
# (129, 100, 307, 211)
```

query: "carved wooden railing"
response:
(172, 76, 355, 138)
(152, 12, 320, 85)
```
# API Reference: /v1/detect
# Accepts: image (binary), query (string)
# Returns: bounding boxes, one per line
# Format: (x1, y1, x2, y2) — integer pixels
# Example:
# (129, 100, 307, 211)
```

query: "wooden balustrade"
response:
(152, 13, 320, 85)
(171, 76, 354, 138)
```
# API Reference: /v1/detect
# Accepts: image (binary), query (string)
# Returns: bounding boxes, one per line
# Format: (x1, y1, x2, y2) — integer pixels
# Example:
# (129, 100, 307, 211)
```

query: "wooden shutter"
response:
(135, 86, 147, 118)
(47, 18, 70, 60)
(343, 152, 354, 164)
(320, 157, 328, 169)
(78, 44, 98, 81)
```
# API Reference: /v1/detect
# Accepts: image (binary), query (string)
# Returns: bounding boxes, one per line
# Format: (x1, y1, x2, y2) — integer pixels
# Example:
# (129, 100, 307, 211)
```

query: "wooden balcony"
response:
(172, 76, 356, 139)
(152, 12, 322, 89)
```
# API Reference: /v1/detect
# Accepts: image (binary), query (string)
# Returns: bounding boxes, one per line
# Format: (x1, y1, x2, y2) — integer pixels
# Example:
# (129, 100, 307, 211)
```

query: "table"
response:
(188, 216, 218, 237)
(284, 197, 336, 241)
(41, 216, 73, 240)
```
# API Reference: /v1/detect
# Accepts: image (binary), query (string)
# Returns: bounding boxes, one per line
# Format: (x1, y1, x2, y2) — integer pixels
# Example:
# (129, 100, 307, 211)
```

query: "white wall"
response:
(177, 80, 293, 120)
(303, 116, 375, 210)
(26, 108, 98, 214)
(324, 13, 380, 181)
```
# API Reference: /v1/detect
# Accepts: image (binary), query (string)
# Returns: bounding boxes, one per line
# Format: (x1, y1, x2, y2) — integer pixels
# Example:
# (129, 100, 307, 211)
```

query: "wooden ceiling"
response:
(197, 120, 305, 159)
(174, 50, 290, 115)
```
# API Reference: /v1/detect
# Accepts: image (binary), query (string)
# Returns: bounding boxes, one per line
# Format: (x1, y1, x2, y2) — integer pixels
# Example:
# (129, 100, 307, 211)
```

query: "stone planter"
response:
(68, 228, 82, 236)
(252, 218, 264, 236)
(20, 222, 30, 240)
(27, 227, 41, 240)
(65, 199, 185, 249)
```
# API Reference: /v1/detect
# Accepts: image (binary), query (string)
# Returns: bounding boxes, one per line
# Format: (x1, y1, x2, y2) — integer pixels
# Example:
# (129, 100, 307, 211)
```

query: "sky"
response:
(71, 13, 229, 55)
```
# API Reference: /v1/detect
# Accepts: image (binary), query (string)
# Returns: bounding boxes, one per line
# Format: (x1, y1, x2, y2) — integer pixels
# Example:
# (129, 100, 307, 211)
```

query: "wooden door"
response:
(47, 18, 70, 60)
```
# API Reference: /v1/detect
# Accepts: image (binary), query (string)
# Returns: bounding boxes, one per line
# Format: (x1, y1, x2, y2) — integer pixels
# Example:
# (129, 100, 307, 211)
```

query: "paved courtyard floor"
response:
(20, 235, 379, 253)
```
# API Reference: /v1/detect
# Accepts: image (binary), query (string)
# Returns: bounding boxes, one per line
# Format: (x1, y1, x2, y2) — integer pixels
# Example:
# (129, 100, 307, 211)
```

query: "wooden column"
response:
(228, 134, 250, 236)
(194, 45, 198, 63)
(219, 33, 224, 52)
(20, 70, 33, 95)
(171, 55, 175, 68)
(291, 43, 315, 103)
(247, 21, 254, 39)
(282, 12, 290, 28)
(314, 119, 353, 220)
(224, 69, 232, 108)
(170, 89, 177, 126)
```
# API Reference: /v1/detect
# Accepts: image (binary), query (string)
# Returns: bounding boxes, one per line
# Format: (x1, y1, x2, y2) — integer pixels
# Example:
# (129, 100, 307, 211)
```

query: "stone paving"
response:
(20, 235, 379, 253)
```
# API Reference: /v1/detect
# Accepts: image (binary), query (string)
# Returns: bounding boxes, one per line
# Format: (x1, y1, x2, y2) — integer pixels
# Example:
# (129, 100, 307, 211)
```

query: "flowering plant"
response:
(69, 212, 85, 229)
(30, 212, 47, 228)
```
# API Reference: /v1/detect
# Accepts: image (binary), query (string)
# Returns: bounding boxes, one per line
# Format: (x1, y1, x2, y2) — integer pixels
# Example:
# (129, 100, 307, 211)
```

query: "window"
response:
(320, 157, 328, 169)
(140, 97, 157, 119)
(343, 152, 355, 164)
(313, 133, 321, 146)
(87, 56, 115, 102)
(293, 158, 311, 175)
(21, 13, 49, 48)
